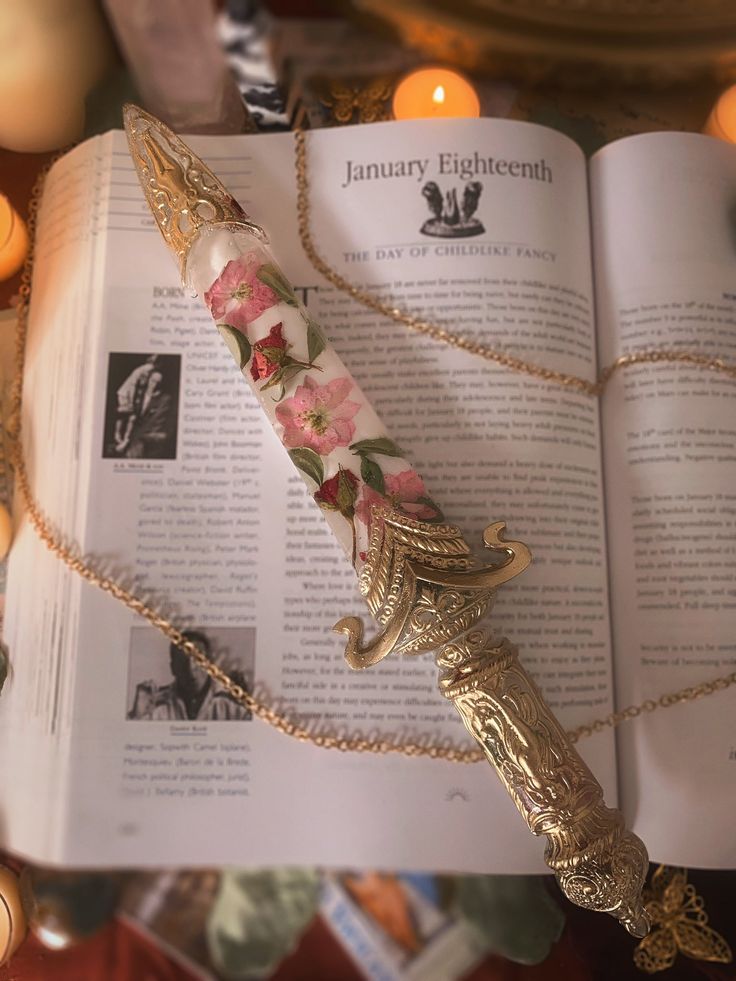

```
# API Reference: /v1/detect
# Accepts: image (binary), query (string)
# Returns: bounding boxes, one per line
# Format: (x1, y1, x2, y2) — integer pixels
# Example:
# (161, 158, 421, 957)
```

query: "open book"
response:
(1, 118, 734, 872)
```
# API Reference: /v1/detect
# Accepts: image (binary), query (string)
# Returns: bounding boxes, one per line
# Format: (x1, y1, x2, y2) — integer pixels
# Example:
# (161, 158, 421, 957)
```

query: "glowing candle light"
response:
(0, 865, 26, 967)
(392, 68, 480, 120)
(704, 85, 736, 142)
(0, 195, 28, 282)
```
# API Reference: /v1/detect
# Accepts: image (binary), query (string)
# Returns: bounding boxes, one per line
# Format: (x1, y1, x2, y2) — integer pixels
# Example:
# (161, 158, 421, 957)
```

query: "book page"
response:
(591, 132, 736, 867)
(8, 118, 615, 872)
(0, 137, 110, 858)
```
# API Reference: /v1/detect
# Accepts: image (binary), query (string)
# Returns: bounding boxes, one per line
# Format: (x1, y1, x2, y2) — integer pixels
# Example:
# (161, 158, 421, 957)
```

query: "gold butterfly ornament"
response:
(634, 866, 732, 974)
(321, 77, 394, 125)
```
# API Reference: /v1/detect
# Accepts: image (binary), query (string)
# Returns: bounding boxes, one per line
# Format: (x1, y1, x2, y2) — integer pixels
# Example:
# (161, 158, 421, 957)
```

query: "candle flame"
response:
(432, 85, 445, 105)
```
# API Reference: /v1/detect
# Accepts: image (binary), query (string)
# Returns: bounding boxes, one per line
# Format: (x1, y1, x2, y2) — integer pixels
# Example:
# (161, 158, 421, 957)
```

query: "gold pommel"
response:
(122, 104, 265, 280)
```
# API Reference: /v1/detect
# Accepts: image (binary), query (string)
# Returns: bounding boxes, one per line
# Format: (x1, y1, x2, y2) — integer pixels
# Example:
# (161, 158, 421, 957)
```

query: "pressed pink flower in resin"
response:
(355, 468, 439, 529)
(354, 485, 387, 530)
(204, 253, 278, 328)
(275, 376, 360, 455)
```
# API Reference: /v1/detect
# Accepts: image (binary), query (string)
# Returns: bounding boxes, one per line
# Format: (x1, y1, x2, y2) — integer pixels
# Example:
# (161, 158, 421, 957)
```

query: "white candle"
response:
(0, 0, 115, 152)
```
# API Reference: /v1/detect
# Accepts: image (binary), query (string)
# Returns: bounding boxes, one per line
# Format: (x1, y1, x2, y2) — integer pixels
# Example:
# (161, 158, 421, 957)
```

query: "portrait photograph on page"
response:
(126, 626, 255, 722)
(102, 351, 181, 460)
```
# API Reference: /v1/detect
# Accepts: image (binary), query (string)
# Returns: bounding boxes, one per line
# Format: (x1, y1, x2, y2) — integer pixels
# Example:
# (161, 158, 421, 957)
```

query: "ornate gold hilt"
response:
(334, 509, 649, 936)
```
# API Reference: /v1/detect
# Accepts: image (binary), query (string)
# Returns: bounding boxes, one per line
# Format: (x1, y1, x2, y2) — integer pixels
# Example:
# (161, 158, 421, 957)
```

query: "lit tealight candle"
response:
(704, 85, 736, 142)
(0, 195, 28, 281)
(392, 67, 480, 120)
(0, 865, 27, 967)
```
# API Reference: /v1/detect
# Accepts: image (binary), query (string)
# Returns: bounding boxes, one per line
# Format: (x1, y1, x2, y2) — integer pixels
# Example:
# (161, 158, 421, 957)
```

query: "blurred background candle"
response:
(0, 865, 26, 967)
(0, 0, 115, 152)
(0, 196, 28, 282)
(392, 67, 480, 120)
(704, 84, 736, 142)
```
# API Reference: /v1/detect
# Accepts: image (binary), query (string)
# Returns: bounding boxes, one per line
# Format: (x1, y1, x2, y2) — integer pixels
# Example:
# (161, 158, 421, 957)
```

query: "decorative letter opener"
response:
(124, 105, 650, 935)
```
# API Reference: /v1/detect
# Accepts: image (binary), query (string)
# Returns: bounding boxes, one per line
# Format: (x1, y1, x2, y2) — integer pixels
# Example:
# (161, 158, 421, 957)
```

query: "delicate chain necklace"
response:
(294, 129, 736, 396)
(6, 154, 736, 767)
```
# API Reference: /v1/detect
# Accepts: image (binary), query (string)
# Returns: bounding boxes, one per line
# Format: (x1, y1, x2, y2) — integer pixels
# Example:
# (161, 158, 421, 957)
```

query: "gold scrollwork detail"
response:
(123, 104, 266, 280)
(335, 508, 531, 670)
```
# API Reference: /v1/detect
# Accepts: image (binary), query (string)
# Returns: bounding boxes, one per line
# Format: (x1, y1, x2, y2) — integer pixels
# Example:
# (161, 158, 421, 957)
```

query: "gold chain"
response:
(292, 127, 736, 744)
(6, 156, 736, 772)
(294, 128, 736, 396)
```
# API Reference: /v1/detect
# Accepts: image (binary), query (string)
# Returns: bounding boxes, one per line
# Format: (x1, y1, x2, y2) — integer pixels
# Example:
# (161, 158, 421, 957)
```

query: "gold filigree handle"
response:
(335, 508, 649, 935)
(438, 631, 649, 936)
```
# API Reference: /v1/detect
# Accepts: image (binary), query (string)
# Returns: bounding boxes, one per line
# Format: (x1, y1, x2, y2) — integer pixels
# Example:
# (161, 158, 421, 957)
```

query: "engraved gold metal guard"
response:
(335, 508, 650, 936)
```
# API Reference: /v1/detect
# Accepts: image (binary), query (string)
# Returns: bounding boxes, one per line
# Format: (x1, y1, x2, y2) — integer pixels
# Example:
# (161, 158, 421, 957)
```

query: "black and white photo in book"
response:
(102, 352, 181, 460)
(420, 181, 485, 238)
(126, 626, 255, 722)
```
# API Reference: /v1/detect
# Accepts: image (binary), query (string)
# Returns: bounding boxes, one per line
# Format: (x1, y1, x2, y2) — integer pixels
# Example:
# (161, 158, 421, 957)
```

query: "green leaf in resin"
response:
(217, 323, 251, 369)
(288, 447, 324, 487)
(349, 437, 403, 458)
